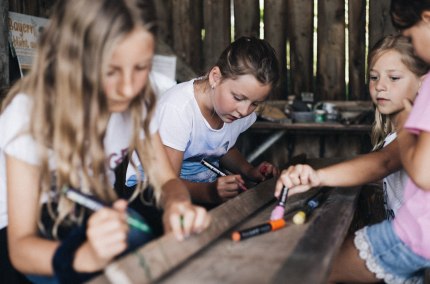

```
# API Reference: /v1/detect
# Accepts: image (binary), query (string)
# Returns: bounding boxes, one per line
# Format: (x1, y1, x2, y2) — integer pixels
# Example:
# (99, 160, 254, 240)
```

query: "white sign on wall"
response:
(8, 11, 48, 76)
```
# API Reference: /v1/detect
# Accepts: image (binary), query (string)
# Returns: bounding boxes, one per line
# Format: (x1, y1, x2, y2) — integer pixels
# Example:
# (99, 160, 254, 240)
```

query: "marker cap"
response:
(293, 211, 306, 225)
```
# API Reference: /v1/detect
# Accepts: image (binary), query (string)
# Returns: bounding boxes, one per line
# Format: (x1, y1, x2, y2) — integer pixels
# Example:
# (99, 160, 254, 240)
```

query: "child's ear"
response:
(421, 10, 430, 24)
(209, 66, 222, 87)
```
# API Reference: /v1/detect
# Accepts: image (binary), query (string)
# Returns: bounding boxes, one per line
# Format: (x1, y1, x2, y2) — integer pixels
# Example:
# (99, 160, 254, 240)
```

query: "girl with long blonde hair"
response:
(0, 0, 210, 282)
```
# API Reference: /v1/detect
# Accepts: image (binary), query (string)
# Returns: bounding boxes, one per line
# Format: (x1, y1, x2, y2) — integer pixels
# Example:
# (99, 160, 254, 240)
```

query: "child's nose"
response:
(119, 74, 134, 97)
(375, 79, 387, 92)
(237, 102, 251, 117)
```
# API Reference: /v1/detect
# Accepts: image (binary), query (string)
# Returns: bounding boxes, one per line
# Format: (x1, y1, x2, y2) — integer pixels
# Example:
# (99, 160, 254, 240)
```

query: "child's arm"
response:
(397, 101, 430, 190)
(147, 133, 210, 239)
(6, 155, 128, 275)
(220, 146, 279, 182)
(7, 155, 59, 274)
(163, 142, 244, 204)
(274, 140, 402, 197)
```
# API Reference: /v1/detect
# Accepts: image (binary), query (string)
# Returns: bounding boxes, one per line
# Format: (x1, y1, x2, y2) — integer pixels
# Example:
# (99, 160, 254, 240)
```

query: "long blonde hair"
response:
(2, 0, 158, 238)
(368, 35, 429, 150)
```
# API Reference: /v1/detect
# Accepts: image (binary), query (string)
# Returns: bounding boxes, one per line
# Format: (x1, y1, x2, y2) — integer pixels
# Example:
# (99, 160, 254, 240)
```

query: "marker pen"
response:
(270, 186, 289, 220)
(231, 219, 286, 241)
(292, 190, 325, 225)
(62, 186, 152, 233)
(201, 158, 248, 191)
(201, 159, 227, 177)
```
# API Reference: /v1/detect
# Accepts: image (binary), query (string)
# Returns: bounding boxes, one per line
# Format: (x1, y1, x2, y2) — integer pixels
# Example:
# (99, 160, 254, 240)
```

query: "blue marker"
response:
(292, 190, 325, 224)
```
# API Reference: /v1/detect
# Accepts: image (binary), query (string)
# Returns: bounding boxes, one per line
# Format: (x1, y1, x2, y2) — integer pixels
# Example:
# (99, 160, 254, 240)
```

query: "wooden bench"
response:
(89, 178, 361, 284)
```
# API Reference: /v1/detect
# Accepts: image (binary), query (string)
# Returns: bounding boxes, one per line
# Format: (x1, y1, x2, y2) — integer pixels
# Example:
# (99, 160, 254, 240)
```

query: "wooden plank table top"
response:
(90, 177, 361, 284)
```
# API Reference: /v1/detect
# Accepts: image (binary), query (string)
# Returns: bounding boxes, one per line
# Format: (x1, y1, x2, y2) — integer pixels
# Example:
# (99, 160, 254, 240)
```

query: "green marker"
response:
(63, 186, 152, 233)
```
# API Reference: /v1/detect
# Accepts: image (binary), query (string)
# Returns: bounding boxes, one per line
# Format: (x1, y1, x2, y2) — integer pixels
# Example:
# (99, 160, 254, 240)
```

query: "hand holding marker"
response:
(200, 159, 248, 191)
(270, 186, 289, 220)
(62, 186, 152, 233)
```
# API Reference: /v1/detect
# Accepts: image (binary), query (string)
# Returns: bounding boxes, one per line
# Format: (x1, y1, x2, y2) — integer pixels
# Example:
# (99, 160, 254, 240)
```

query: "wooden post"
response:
(0, 0, 9, 99)
(264, 0, 288, 100)
(171, 0, 203, 75)
(316, 0, 346, 101)
(234, 0, 260, 39)
(286, 0, 314, 98)
(369, 0, 396, 51)
(154, 0, 173, 47)
(203, 0, 230, 71)
(348, 0, 367, 100)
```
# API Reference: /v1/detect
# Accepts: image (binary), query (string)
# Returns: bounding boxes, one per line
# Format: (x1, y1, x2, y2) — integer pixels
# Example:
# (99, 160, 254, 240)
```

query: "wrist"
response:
(161, 178, 191, 208)
(73, 241, 105, 273)
(52, 226, 100, 283)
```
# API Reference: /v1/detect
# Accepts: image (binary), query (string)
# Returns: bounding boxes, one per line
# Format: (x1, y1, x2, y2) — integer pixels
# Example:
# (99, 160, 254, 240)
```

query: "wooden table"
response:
(90, 179, 361, 284)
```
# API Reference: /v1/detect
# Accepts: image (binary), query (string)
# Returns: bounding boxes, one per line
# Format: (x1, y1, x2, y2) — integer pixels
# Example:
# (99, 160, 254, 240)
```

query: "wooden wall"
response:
(2, 0, 396, 101)
(0, 0, 8, 97)
(1, 0, 395, 162)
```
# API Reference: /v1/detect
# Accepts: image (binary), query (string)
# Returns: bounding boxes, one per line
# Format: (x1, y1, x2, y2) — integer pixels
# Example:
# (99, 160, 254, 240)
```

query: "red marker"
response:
(231, 219, 286, 241)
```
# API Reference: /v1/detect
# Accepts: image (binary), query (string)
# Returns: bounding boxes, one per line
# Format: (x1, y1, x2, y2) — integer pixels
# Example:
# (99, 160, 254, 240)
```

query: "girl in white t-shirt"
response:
(127, 37, 281, 205)
(275, 34, 430, 283)
(0, 1, 209, 283)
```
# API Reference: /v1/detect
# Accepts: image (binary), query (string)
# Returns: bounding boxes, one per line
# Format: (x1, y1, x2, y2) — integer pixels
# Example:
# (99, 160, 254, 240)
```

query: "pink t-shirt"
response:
(393, 73, 430, 259)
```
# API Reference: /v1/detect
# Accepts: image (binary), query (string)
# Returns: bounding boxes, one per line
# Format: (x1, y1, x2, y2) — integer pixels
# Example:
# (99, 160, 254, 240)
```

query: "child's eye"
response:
(233, 95, 242, 101)
(136, 65, 149, 71)
(251, 102, 261, 107)
(106, 69, 117, 77)
(369, 75, 378, 81)
(390, 76, 400, 81)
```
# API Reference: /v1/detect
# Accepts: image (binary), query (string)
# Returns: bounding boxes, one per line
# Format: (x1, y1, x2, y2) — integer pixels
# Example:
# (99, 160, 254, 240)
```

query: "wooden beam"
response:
(203, 0, 230, 70)
(90, 178, 278, 284)
(264, 0, 288, 100)
(272, 187, 360, 283)
(0, 0, 9, 100)
(287, 0, 314, 98)
(316, 0, 346, 101)
(171, 0, 203, 74)
(369, 0, 396, 52)
(234, 0, 260, 39)
(348, 0, 367, 101)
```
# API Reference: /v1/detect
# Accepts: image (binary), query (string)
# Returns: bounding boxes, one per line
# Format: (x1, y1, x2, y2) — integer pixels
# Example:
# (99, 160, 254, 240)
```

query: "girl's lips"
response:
(377, 98, 389, 103)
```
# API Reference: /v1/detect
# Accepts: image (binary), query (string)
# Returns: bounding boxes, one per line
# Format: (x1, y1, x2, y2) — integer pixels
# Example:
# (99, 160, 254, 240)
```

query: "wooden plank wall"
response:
(1, 0, 396, 101)
(0, 0, 8, 99)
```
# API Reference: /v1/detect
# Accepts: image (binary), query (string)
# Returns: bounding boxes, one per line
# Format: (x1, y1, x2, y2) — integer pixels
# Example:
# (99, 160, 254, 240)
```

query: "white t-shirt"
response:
(382, 132, 407, 220)
(0, 94, 158, 229)
(126, 79, 256, 185)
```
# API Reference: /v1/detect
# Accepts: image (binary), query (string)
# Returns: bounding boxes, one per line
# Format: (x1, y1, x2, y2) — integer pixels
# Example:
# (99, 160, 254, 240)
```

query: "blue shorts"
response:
(354, 220, 430, 284)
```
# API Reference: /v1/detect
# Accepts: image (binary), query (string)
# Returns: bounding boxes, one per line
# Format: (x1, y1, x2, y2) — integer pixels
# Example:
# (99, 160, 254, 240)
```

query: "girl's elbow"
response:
(9, 248, 28, 274)
(408, 168, 430, 190)
(411, 175, 430, 191)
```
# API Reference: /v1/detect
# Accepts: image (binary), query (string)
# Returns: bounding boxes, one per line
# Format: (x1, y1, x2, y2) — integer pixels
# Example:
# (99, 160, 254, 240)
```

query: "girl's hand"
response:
(214, 175, 246, 201)
(162, 201, 211, 241)
(245, 161, 279, 182)
(75, 200, 129, 272)
(275, 164, 321, 197)
(397, 98, 413, 129)
(257, 161, 279, 180)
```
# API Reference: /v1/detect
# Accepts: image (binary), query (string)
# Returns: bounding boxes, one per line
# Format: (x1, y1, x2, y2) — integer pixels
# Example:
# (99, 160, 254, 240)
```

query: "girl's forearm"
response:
(318, 142, 401, 187)
(8, 235, 58, 275)
(398, 129, 430, 189)
(161, 178, 194, 207)
(220, 147, 253, 176)
(179, 179, 221, 204)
